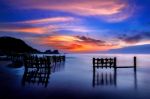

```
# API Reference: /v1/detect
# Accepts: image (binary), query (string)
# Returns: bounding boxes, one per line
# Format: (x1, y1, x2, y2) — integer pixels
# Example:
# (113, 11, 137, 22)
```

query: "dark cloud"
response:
(76, 36, 115, 46)
(76, 36, 105, 43)
(118, 32, 150, 44)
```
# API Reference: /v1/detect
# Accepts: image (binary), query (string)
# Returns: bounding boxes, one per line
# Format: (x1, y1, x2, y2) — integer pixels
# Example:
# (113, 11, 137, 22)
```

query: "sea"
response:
(0, 54, 150, 99)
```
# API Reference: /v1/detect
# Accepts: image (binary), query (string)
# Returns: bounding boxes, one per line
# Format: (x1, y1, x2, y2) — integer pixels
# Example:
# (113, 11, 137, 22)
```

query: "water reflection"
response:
(51, 62, 65, 73)
(93, 68, 117, 87)
(92, 67, 137, 89)
(134, 69, 137, 89)
(22, 62, 65, 87)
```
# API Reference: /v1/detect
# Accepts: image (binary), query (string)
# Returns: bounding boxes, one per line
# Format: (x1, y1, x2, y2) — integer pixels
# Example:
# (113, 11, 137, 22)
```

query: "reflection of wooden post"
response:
(134, 68, 137, 89)
(134, 56, 137, 71)
(92, 66, 96, 87)
(114, 68, 117, 87)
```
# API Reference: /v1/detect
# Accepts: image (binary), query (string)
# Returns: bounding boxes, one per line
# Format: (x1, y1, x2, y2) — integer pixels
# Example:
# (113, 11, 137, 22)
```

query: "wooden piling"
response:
(134, 56, 137, 71)
(114, 57, 117, 69)
(93, 58, 95, 67)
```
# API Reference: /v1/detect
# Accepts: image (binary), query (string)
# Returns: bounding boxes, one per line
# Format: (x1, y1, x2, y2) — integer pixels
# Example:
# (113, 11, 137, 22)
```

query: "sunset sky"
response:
(0, 0, 150, 53)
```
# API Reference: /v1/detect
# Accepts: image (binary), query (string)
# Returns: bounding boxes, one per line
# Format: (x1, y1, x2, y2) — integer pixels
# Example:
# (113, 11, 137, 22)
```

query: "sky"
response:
(0, 0, 150, 53)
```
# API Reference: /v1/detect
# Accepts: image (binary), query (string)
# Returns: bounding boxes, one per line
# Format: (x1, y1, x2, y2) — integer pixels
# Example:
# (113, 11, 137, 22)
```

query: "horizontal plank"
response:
(116, 66, 135, 68)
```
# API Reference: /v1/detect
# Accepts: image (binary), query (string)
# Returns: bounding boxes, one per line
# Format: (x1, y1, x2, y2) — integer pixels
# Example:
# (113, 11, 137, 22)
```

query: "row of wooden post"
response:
(93, 57, 117, 68)
(93, 56, 137, 69)
(23, 55, 65, 69)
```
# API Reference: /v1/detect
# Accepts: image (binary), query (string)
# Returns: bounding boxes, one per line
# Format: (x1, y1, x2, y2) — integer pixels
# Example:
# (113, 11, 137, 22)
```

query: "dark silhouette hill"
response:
(0, 36, 39, 54)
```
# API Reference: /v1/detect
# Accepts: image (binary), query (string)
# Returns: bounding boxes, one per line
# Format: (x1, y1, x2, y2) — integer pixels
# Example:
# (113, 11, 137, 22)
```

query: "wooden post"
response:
(114, 57, 117, 68)
(93, 58, 95, 67)
(134, 56, 137, 71)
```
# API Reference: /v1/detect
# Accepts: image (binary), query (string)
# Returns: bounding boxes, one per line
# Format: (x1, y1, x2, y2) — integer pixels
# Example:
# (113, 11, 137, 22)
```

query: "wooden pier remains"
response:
(23, 55, 65, 69)
(22, 55, 66, 87)
(92, 56, 137, 88)
(93, 56, 137, 69)
(93, 57, 117, 68)
(22, 68, 50, 87)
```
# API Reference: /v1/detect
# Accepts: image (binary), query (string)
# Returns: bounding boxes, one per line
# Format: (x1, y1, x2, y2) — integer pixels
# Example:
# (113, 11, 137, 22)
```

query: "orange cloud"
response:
(0, 27, 47, 34)
(37, 35, 119, 52)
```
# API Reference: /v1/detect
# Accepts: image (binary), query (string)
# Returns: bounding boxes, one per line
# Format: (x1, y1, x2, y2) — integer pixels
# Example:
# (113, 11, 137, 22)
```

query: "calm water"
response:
(0, 54, 150, 99)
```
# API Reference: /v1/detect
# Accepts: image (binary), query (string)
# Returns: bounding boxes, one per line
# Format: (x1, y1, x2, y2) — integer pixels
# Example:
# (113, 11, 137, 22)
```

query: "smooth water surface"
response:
(0, 54, 150, 99)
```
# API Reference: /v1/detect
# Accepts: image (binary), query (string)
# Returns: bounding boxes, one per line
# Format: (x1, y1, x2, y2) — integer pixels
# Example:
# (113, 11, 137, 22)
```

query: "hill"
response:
(0, 36, 39, 54)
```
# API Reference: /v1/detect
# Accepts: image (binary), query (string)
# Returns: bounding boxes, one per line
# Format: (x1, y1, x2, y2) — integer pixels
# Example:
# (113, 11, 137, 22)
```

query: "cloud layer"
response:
(0, 16, 80, 34)
(0, 0, 143, 53)
(4, 0, 135, 22)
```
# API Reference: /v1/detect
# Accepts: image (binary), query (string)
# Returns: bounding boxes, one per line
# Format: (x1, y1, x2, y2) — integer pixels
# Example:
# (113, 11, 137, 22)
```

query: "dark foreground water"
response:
(0, 54, 150, 99)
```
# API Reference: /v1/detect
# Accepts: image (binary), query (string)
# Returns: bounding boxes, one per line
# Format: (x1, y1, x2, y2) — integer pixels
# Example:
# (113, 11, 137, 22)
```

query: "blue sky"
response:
(0, 0, 150, 53)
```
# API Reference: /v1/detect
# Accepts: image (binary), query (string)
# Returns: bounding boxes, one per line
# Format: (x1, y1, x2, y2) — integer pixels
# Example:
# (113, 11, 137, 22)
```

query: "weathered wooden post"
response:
(46, 56, 50, 68)
(93, 58, 95, 67)
(63, 55, 65, 61)
(105, 58, 108, 68)
(134, 56, 137, 71)
(114, 57, 117, 68)
(101, 58, 103, 68)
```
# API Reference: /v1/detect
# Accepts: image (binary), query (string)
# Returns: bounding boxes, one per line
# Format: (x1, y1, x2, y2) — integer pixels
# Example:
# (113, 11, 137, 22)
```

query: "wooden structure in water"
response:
(23, 55, 65, 69)
(93, 56, 137, 70)
(22, 55, 66, 87)
(92, 56, 137, 88)
(93, 57, 117, 68)
(22, 68, 50, 87)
